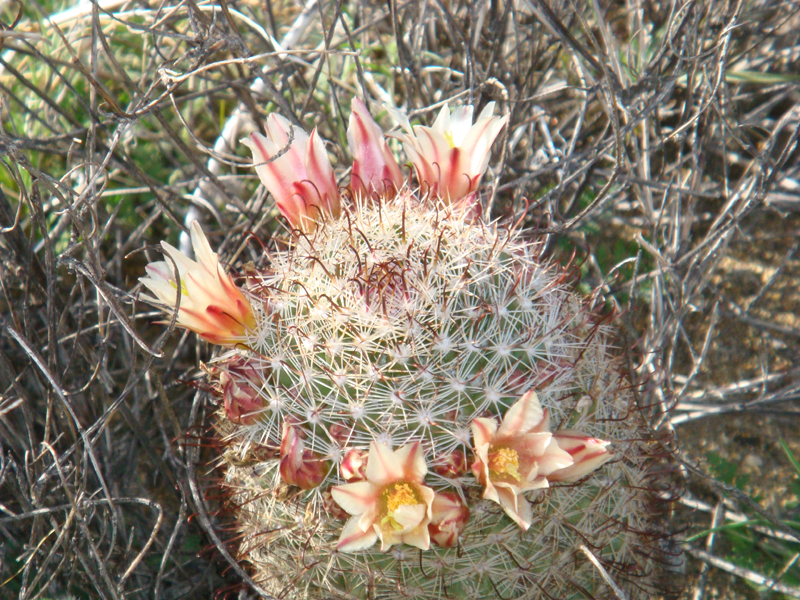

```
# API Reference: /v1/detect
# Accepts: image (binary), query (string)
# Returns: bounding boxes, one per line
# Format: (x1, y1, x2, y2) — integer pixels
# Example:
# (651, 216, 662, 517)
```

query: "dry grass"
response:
(0, 0, 798, 598)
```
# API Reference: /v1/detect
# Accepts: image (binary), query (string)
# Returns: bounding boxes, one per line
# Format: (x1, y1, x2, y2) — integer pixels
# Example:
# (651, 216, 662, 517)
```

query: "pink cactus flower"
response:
(348, 98, 403, 199)
(220, 359, 263, 424)
(140, 221, 255, 347)
(279, 422, 329, 490)
(395, 102, 508, 208)
(428, 491, 470, 548)
(243, 114, 341, 233)
(330, 442, 435, 552)
(549, 431, 613, 482)
(470, 390, 574, 530)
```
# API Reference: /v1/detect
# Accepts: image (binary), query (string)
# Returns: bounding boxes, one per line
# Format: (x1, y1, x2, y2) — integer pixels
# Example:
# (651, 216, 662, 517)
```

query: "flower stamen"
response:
(382, 483, 418, 531)
(488, 447, 521, 481)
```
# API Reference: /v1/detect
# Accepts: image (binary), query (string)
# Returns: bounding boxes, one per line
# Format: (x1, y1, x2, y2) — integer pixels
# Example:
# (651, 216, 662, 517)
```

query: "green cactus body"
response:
(214, 196, 663, 599)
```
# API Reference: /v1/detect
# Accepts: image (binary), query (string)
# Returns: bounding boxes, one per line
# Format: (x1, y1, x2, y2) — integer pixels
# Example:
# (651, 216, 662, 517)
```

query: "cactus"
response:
(140, 100, 672, 599)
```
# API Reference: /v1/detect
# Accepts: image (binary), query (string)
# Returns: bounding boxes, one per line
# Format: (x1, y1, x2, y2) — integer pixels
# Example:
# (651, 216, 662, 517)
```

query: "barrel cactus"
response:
(139, 98, 672, 599)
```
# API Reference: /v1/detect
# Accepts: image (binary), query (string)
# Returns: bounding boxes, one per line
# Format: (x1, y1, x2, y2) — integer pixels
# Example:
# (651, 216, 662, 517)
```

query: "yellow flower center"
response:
(381, 483, 418, 531)
(170, 280, 191, 298)
(488, 447, 521, 481)
(443, 130, 456, 148)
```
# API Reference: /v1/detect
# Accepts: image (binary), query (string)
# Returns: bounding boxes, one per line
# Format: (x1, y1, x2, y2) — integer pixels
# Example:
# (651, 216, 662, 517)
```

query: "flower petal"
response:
(496, 390, 546, 437)
(393, 441, 427, 483)
(365, 442, 403, 486)
(402, 522, 431, 550)
(471, 417, 498, 449)
(495, 485, 534, 530)
(448, 105, 474, 146)
(330, 481, 378, 516)
(337, 516, 378, 552)
(348, 98, 402, 197)
(549, 431, 613, 482)
(392, 503, 426, 532)
(140, 224, 254, 346)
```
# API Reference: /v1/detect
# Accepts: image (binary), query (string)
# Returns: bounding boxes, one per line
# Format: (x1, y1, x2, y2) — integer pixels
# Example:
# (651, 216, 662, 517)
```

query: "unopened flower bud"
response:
(340, 448, 368, 481)
(279, 422, 329, 490)
(329, 422, 353, 446)
(220, 360, 264, 425)
(431, 449, 467, 478)
(429, 491, 470, 548)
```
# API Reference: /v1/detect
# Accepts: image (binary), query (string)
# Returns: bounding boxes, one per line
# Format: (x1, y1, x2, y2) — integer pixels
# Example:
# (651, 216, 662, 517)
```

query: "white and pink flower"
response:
(140, 221, 255, 347)
(330, 442, 435, 552)
(348, 98, 403, 199)
(243, 114, 341, 233)
(471, 390, 611, 530)
(395, 102, 508, 208)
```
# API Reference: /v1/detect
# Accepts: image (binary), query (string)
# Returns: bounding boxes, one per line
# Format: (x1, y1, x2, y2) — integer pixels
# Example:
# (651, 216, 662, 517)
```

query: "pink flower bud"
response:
(340, 448, 368, 481)
(279, 422, 329, 490)
(328, 422, 353, 446)
(548, 431, 613, 483)
(431, 449, 467, 478)
(219, 360, 264, 425)
(243, 114, 341, 233)
(428, 491, 470, 548)
(348, 98, 403, 199)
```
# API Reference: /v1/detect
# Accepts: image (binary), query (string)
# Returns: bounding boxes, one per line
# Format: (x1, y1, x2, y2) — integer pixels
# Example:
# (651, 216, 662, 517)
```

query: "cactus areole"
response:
(140, 100, 672, 599)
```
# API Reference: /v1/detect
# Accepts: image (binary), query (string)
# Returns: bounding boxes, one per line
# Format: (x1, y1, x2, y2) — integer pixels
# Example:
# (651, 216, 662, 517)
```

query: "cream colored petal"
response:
(476, 101, 496, 122)
(385, 104, 413, 135)
(159, 241, 195, 279)
(471, 417, 498, 448)
(448, 105, 474, 146)
(266, 113, 310, 151)
(337, 516, 378, 552)
(496, 486, 533, 530)
(534, 437, 575, 477)
(392, 441, 427, 482)
(431, 103, 451, 134)
(430, 491, 462, 521)
(188, 221, 218, 275)
(391, 503, 427, 533)
(330, 481, 378, 516)
(140, 274, 177, 305)
(550, 431, 612, 482)
(365, 442, 403, 486)
(402, 524, 431, 550)
(357, 504, 379, 532)
(497, 390, 545, 437)
(479, 465, 501, 504)
(461, 112, 509, 176)
(415, 127, 451, 170)
(418, 485, 435, 519)
(143, 261, 173, 285)
(375, 523, 402, 551)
